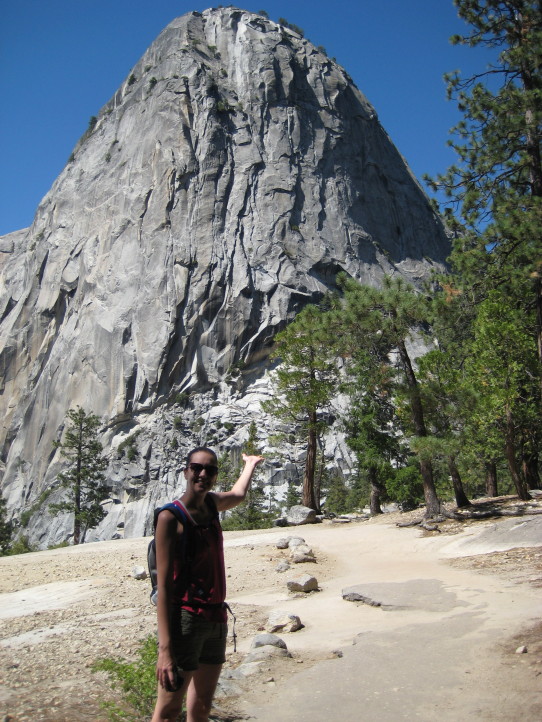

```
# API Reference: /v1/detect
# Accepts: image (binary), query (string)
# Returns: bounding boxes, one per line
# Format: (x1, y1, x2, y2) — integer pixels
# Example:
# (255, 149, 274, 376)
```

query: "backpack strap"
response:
(148, 501, 191, 605)
(153, 500, 189, 530)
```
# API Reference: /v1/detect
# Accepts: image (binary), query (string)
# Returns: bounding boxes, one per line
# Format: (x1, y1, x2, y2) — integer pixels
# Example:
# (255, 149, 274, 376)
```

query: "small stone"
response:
(289, 543, 313, 557)
(131, 565, 147, 580)
(251, 633, 287, 650)
(267, 610, 303, 633)
(275, 561, 291, 573)
(516, 645, 528, 654)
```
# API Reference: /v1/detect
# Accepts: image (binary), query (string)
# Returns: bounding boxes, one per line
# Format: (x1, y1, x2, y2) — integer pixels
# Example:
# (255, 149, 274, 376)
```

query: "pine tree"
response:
(342, 339, 405, 515)
(219, 423, 270, 529)
(0, 495, 14, 555)
(49, 407, 109, 544)
(285, 479, 302, 508)
(334, 275, 442, 517)
(426, 1, 542, 499)
(323, 472, 350, 515)
(429, 0, 542, 369)
(263, 305, 339, 511)
(464, 294, 537, 499)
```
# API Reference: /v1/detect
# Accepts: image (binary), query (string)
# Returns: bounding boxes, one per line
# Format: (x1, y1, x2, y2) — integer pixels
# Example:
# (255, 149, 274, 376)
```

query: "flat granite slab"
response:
(342, 578, 467, 612)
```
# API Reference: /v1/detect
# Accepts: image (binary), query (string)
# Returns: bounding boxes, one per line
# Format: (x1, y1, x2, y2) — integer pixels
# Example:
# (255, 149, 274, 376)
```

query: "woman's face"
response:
(184, 450, 218, 494)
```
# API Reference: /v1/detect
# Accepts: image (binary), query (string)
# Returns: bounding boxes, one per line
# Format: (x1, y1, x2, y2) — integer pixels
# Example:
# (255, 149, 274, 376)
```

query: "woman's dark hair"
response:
(185, 447, 217, 467)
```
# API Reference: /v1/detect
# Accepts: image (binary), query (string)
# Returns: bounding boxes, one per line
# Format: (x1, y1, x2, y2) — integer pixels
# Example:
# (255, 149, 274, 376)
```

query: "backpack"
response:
(147, 500, 190, 605)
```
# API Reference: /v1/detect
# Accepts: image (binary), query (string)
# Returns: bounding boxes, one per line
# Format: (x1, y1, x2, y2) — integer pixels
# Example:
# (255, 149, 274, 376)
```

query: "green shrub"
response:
(48, 540, 69, 550)
(118, 433, 140, 460)
(386, 464, 424, 508)
(0, 496, 13, 555)
(92, 635, 158, 721)
(127, 74, 137, 86)
(20, 489, 53, 528)
(9, 535, 38, 556)
(149, 77, 157, 90)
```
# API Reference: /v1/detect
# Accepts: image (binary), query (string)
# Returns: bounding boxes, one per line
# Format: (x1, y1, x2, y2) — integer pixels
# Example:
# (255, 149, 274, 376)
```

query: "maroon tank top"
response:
(171, 496, 227, 623)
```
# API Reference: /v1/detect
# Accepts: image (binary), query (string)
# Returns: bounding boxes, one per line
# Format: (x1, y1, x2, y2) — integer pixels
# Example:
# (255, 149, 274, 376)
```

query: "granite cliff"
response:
(0, 8, 449, 546)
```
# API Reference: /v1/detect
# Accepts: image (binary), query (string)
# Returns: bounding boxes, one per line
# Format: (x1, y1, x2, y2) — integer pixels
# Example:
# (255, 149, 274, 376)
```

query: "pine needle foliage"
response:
(49, 407, 109, 544)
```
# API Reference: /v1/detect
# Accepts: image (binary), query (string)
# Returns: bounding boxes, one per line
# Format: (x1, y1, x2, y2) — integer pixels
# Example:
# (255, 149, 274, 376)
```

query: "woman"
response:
(151, 446, 264, 722)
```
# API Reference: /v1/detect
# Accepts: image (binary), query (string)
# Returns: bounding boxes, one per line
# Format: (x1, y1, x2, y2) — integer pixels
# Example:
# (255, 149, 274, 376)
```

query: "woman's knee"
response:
(187, 695, 212, 722)
(152, 689, 185, 722)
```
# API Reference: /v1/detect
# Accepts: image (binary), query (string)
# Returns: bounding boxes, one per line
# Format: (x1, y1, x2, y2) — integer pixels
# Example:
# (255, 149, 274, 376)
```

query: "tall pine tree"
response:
(427, 0, 542, 498)
(263, 305, 339, 511)
(49, 407, 109, 544)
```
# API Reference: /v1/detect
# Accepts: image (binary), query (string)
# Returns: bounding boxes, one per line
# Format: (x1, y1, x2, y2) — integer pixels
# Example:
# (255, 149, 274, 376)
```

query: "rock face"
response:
(0, 8, 449, 546)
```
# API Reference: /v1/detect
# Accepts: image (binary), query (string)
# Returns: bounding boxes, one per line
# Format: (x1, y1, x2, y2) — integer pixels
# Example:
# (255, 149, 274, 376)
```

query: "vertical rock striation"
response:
(0, 8, 449, 545)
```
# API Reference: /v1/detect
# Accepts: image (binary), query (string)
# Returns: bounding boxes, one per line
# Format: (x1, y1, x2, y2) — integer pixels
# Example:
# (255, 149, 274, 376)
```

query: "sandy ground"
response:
(0, 498, 541, 721)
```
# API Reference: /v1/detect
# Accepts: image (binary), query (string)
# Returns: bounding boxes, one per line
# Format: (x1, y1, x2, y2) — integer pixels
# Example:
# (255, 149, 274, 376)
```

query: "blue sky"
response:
(0, 1, 494, 236)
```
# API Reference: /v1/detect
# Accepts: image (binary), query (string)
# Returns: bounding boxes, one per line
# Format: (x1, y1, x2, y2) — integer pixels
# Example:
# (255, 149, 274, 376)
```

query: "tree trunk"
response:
(522, 450, 541, 490)
(419, 458, 441, 517)
(448, 455, 471, 508)
(485, 460, 498, 497)
(368, 466, 383, 515)
(505, 410, 531, 501)
(396, 338, 441, 517)
(74, 424, 83, 545)
(303, 420, 319, 511)
(314, 446, 326, 509)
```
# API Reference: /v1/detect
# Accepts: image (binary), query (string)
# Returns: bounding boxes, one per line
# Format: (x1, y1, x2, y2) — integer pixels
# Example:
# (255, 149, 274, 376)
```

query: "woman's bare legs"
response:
(185, 663, 223, 722)
(151, 672, 193, 722)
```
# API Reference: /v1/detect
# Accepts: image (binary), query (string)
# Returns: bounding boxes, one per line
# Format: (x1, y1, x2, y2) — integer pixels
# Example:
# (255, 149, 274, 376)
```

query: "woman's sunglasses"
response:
(187, 462, 219, 476)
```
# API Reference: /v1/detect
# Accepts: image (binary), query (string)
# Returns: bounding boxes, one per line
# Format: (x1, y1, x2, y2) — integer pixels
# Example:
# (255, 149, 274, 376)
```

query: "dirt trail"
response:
(0, 504, 541, 721)
(232, 517, 542, 721)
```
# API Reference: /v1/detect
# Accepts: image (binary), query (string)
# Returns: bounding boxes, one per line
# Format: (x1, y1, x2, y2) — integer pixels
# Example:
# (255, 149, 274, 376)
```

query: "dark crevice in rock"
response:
(124, 364, 138, 414)
(0, 297, 16, 324)
(37, 251, 49, 286)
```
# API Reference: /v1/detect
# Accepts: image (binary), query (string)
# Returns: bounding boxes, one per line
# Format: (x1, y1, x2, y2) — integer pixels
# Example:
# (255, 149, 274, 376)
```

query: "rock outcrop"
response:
(0, 8, 449, 546)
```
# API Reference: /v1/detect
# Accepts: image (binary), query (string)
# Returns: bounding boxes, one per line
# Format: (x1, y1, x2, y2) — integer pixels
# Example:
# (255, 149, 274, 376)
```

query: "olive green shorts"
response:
(170, 609, 227, 671)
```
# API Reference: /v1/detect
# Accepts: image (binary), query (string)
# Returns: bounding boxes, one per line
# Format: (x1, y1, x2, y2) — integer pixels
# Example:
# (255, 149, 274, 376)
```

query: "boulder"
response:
(266, 611, 304, 634)
(287, 574, 319, 593)
(251, 633, 287, 650)
(285, 506, 319, 526)
(242, 646, 291, 663)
